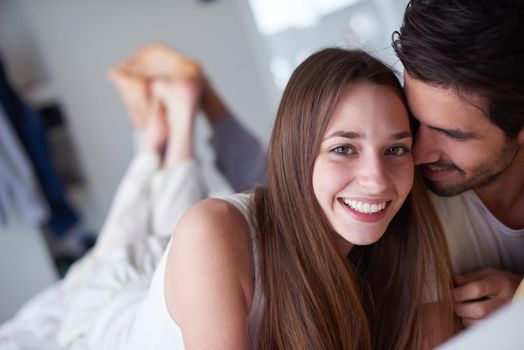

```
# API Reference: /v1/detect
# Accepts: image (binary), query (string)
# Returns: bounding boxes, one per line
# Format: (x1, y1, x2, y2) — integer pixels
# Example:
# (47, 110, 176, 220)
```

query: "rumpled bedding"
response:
(0, 281, 66, 350)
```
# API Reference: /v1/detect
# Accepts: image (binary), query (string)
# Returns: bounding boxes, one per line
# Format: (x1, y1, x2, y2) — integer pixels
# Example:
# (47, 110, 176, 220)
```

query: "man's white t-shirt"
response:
(431, 190, 524, 275)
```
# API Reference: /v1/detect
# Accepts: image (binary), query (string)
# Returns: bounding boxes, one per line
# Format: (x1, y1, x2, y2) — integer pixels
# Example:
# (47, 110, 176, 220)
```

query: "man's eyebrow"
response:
(428, 126, 476, 139)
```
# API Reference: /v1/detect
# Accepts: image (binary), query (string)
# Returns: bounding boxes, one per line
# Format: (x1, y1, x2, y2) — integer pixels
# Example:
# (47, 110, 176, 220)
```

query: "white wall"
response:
(18, 0, 275, 230)
(0, 0, 47, 88)
(0, 205, 58, 323)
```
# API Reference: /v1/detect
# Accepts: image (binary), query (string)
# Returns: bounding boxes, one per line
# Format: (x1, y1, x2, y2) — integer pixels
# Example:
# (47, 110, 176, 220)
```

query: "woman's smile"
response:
(337, 197, 391, 223)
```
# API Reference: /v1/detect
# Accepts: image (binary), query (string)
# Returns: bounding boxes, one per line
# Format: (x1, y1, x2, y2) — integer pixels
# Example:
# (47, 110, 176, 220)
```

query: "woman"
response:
(57, 47, 455, 350)
(53, 47, 265, 350)
(165, 48, 456, 349)
(0, 45, 267, 350)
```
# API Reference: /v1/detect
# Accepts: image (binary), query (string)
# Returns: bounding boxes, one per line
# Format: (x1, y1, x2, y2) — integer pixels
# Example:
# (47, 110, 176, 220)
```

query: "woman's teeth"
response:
(342, 198, 386, 214)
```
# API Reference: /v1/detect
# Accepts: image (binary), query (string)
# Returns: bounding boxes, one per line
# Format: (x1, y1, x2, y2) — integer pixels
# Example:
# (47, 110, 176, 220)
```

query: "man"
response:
(392, 0, 524, 327)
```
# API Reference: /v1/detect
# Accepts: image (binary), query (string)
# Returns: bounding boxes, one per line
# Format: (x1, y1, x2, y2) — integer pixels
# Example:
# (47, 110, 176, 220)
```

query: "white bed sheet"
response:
(0, 281, 66, 350)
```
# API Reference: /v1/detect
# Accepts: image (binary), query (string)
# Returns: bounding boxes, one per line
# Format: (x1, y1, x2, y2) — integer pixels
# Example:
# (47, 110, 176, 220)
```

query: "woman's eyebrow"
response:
(323, 131, 359, 140)
(390, 131, 412, 140)
(323, 130, 412, 141)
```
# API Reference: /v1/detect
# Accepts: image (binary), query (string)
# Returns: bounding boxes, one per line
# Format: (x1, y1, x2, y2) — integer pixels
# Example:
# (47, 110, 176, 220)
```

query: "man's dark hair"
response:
(393, 0, 524, 136)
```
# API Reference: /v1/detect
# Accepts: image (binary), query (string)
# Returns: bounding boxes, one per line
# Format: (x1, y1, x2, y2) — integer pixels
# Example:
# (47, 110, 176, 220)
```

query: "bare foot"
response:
(123, 43, 201, 81)
(108, 67, 149, 127)
(110, 44, 202, 128)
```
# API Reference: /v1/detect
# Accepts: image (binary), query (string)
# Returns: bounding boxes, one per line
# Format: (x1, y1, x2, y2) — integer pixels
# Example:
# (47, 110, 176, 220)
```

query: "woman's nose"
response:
(356, 155, 389, 192)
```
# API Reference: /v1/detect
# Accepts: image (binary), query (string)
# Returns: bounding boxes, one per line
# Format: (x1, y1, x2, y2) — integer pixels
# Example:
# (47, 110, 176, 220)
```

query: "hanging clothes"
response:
(0, 56, 79, 236)
(0, 107, 49, 226)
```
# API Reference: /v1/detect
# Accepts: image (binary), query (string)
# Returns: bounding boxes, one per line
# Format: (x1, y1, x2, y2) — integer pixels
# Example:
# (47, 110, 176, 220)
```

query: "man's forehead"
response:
(404, 72, 487, 106)
(403, 73, 489, 128)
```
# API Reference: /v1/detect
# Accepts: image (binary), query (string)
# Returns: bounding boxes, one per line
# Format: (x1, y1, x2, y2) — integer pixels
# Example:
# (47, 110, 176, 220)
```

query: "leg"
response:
(202, 77, 267, 191)
(121, 44, 267, 191)
(149, 78, 207, 237)
(89, 105, 167, 261)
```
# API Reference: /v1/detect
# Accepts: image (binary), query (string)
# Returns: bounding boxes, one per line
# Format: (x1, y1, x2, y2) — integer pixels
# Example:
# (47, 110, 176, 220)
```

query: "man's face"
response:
(404, 73, 520, 197)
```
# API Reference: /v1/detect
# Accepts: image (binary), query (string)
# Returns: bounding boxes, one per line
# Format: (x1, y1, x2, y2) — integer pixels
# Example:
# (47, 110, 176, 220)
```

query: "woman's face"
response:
(312, 82, 414, 255)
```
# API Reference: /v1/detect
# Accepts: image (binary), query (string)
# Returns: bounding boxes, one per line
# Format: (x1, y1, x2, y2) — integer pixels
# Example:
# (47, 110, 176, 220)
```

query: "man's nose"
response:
(413, 127, 440, 165)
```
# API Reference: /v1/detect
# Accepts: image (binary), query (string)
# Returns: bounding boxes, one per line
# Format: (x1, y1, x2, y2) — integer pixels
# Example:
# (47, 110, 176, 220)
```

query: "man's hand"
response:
(453, 268, 522, 327)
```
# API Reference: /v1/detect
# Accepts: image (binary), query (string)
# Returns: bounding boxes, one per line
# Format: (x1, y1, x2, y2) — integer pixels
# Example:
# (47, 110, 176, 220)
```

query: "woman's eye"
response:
(332, 145, 355, 155)
(386, 146, 411, 156)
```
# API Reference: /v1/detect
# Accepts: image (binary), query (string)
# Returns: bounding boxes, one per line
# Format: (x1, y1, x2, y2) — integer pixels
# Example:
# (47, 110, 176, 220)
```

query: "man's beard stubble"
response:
(424, 138, 521, 197)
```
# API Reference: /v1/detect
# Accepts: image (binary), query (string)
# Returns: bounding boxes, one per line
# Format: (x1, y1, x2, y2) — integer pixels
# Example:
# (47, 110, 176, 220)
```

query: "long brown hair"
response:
(251, 48, 455, 349)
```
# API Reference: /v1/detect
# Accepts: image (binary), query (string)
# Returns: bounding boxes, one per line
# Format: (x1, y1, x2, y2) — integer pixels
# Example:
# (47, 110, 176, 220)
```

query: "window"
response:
(247, 0, 403, 92)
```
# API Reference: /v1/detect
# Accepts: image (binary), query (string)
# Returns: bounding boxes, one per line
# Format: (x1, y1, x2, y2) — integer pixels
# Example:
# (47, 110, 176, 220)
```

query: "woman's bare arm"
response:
(165, 198, 255, 350)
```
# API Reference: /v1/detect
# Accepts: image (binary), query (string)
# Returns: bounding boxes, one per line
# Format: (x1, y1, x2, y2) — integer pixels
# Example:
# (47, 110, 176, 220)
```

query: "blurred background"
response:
(0, 0, 408, 323)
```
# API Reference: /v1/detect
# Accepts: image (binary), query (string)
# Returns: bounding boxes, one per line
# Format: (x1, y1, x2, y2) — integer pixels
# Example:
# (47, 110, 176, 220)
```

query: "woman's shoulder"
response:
(167, 196, 254, 280)
(176, 196, 253, 242)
